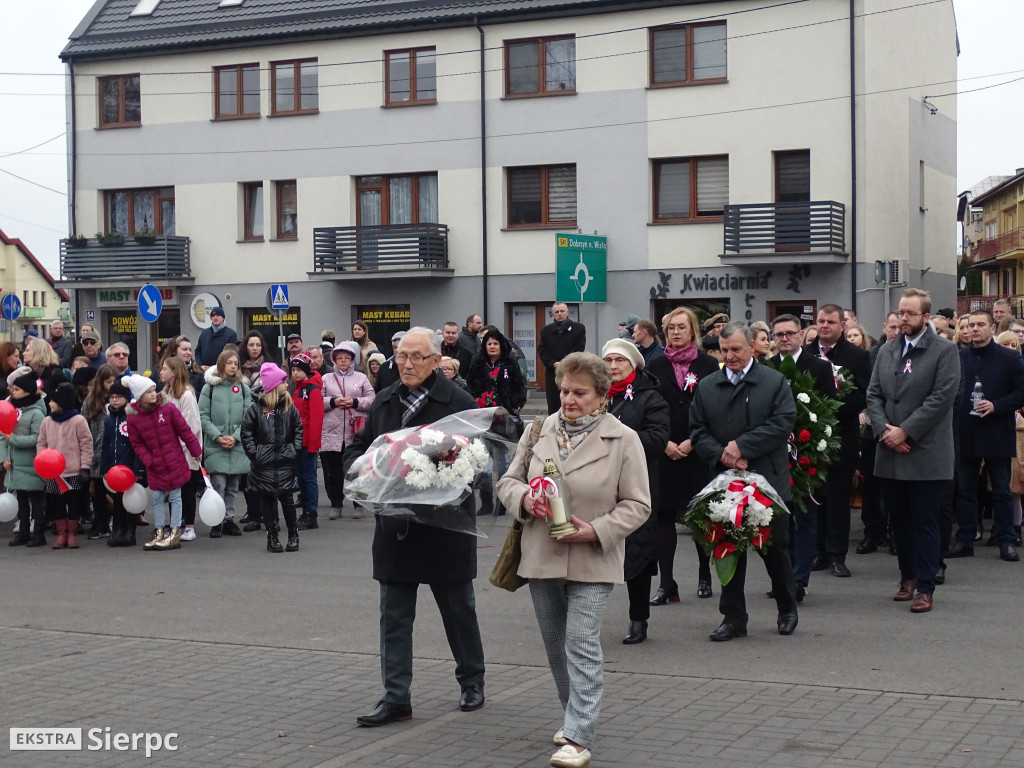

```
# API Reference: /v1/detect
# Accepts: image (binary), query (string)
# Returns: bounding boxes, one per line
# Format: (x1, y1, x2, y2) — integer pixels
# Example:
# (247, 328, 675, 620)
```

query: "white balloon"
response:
(198, 488, 226, 527)
(123, 483, 148, 514)
(0, 492, 18, 523)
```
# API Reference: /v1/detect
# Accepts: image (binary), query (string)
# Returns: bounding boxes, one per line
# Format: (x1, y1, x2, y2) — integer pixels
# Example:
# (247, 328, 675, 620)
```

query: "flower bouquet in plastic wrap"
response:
(343, 407, 519, 537)
(682, 470, 789, 585)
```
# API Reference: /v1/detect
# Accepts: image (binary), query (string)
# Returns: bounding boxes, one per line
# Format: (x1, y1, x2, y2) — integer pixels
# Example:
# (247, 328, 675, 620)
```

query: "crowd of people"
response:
(6, 294, 1023, 768)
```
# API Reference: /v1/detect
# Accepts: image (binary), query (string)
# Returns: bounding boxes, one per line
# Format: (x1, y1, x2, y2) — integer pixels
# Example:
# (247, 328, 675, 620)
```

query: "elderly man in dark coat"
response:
(867, 288, 959, 613)
(690, 322, 798, 642)
(343, 327, 485, 727)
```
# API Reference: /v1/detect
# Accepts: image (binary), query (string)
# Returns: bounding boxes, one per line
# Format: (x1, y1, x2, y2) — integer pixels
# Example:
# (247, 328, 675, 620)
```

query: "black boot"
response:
(285, 530, 300, 552)
(266, 526, 283, 553)
(106, 526, 122, 547)
(622, 620, 648, 645)
(26, 518, 46, 548)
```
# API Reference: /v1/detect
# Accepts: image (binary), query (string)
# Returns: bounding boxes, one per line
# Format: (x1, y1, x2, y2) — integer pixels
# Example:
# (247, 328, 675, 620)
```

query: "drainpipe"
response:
(68, 59, 79, 327)
(476, 19, 489, 323)
(849, 0, 858, 312)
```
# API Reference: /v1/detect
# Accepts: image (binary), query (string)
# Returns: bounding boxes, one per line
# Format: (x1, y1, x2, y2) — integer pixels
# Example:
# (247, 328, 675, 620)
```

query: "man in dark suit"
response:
(440, 321, 472, 372)
(867, 288, 959, 612)
(538, 302, 586, 414)
(769, 314, 837, 600)
(690, 323, 798, 641)
(343, 328, 485, 726)
(947, 309, 1024, 561)
(803, 303, 871, 578)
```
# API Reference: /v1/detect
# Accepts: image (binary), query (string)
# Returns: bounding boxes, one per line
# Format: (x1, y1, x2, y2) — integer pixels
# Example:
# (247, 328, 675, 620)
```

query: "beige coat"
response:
(496, 413, 651, 584)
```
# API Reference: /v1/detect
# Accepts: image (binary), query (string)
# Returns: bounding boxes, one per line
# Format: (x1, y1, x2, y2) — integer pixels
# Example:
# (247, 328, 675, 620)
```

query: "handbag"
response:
(488, 416, 545, 593)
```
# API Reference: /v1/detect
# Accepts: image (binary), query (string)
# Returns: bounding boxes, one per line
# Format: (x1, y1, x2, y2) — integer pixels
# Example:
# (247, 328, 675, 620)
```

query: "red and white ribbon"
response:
(528, 476, 557, 518)
(724, 479, 773, 527)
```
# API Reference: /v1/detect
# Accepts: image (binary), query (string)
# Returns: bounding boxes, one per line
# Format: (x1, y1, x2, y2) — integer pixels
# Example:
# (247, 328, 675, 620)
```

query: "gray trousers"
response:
(209, 473, 240, 522)
(529, 579, 613, 750)
(379, 580, 485, 706)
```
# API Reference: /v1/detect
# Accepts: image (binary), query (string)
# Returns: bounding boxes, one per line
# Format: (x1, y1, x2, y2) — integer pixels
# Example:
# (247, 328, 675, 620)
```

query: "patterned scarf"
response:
(664, 343, 698, 389)
(556, 407, 605, 459)
(401, 385, 430, 426)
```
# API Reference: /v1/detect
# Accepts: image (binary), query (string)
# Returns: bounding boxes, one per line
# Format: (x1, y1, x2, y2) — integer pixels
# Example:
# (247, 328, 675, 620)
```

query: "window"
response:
(41, 294, 46, 308)
(130, 0, 160, 15)
(271, 59, 318, 115)
(653, 156, 728, 221)
(505, 36, 575, 96)
(105, 187, 175, 235)
(356, 173, 438, 225)
(276, 180, 297, 239)
(215, 64, 260, 119)
(507, 165, 577, 227)
(32, 292, 38, 307)
(385, 48, 437, 105)
(98, 75, 141, 127)
(243, 182, 263, 240)
(649, 22, 727, 86)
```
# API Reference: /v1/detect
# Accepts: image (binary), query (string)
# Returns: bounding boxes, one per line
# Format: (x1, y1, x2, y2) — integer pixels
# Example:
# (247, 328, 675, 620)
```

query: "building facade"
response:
(60, 0, 958, 380)
(0, 229, 71, 342)
(962, 168, 1024, 317)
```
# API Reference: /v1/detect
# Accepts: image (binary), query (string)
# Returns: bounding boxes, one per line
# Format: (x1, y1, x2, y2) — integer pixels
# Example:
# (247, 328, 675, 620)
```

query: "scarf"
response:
(664, 343, 698, 389)
(607, 369, 637, 399)
(13, 393, 41, 409)
(400, 374, 435, 426)
(556, 406, 605, 459)
(51, 408, 81, 423)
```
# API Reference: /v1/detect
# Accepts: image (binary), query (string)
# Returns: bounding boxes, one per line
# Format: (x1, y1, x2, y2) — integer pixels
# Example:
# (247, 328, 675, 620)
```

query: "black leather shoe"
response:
(357, 699, 412, 727)
(934, 565, 946, 585)
(855, 537, 877, 554)
(709, 622, 746, 642)
(795, 583, 806, 602)
(296, 513, 319, 530)
(778, 610, 799, 635)
(945, 542, 974, 558)
(209, 524, 222, 538)
(830, 561, 851, 578)
(810, 554, 829, 571)
(222, 519, 243, 536)
(622, 620, 648, 645)
(697, 579, 713, 599)
(649, 585, 679, 606)
(458, 684, 485, 712)
(1000, 543, 1020, 562)
(242, 520, 262, 533)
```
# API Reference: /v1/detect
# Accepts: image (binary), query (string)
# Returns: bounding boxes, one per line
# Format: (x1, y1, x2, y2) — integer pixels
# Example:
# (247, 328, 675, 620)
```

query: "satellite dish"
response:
(959, 276, 967, 291)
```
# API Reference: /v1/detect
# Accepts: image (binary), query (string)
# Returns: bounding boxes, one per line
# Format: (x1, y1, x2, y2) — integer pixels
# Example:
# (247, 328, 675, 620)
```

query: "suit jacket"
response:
(866, 327, 959, 481)
(495, 413, 651, 584)
(690, 361, 796, 503)
(769, 350, 837, 399)
(803, 335, 870, 467)
(342, 373, 479, 584)
(538, 321, 587, 370)
(957, 341, 1024, 459)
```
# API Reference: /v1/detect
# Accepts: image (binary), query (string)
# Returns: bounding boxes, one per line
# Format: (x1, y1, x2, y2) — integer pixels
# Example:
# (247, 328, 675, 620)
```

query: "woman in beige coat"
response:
(497, 352, 650, 768)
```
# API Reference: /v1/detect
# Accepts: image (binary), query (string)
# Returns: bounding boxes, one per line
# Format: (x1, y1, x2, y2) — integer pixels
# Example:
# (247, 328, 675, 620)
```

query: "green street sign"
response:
(556, 233, 607, 303)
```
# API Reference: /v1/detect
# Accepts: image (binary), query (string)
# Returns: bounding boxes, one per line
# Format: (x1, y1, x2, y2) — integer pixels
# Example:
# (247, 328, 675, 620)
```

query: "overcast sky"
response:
(0, 0, 1020, 274)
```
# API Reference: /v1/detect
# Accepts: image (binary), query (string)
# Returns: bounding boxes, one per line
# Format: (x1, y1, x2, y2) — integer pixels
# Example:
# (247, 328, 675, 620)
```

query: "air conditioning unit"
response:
(889, 259, 908, 286)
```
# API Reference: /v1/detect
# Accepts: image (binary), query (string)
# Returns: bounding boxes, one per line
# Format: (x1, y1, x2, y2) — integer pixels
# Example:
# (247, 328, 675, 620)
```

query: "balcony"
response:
(309, 223, 452, 280)
(957, 294, 1024, 317)
(967, 228, 1024, 267)
(720, 201, 847, 266)
(59, 236, 191, 281)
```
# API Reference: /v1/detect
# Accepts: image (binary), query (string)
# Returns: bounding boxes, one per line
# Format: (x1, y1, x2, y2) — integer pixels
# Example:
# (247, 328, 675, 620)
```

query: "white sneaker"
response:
(12, 520, 19, 534)
(328, 508, 341, 520)
(352, 507, 364, 520)
(180, 527, 197, 541)
(553, 729, 568, 746)
(550, 745, 591, 768)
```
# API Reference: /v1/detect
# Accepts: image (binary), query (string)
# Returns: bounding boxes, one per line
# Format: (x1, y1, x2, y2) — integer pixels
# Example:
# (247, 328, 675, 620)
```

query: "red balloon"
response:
(34, 449, 66, 480)
(0, 401, 17, 436)
(105, 465, 136, 493)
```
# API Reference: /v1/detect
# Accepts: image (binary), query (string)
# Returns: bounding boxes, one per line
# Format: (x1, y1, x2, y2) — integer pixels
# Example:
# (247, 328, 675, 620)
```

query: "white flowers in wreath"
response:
(400, 429, 491, 491)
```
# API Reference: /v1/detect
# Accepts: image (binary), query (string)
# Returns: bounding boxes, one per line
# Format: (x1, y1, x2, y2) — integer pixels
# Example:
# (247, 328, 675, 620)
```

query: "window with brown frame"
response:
(215, 64, 260, 119)
(243, 182, 264, 240)
(98, 74, 141, 127)
(653, 156, 728, 222)
(356, 173, 438, 225)
(271, 59, 318, 115)
(649, 22, 727, 87)
(504, 36, 576, 97)
(276, 180, 297, 239)
(507, 165, 577, 227)
(104, 188, 175, 235)
(385, 48, 437, 106)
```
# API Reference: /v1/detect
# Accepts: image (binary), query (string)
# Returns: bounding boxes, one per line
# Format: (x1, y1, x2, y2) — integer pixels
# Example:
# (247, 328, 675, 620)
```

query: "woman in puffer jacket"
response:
(320, 341, 375, 521)
(3, 371, 47, 547)
(240, 363, 303, 553)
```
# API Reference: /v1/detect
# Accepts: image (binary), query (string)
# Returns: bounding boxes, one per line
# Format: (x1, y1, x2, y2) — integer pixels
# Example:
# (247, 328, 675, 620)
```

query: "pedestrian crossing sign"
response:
(270, 284, 290, 310)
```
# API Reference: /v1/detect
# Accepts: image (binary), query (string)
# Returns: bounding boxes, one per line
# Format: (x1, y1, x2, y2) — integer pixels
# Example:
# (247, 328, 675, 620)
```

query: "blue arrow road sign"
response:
(270, 284, 290, 310)
(1, 294, 22, 321)
(138, 284, 163, 323)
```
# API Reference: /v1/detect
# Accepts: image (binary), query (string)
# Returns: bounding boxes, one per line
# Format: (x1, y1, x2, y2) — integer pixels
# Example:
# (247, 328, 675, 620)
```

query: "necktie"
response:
(904, 340, 914, 357)
(732, 370, 745, 386)
(821, 345, 832, 358)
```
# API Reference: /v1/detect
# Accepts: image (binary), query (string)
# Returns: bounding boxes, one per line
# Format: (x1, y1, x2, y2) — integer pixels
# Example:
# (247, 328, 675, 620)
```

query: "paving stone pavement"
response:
(3, 498, 1024, 767)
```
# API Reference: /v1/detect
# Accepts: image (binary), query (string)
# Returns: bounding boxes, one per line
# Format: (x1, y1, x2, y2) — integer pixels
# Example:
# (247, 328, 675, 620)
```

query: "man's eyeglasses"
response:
(439, 366, 455, 373)
(773, 330, 800, 338)
(82, 339, 98, 346)
(108, 352, 128, 358)
(395, 353, 431, 365)
(896, 311, 923, 318)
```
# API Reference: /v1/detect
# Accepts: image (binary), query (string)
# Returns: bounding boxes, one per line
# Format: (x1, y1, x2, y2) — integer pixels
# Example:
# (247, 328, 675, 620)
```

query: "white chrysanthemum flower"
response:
(796, 392, 811, 404)
(808, 412, 817, 423)
(708, 499, 732, 522)
(419, 428, 444, 445)
(818, 439, 827, 451)
(825, 425, 832, 437)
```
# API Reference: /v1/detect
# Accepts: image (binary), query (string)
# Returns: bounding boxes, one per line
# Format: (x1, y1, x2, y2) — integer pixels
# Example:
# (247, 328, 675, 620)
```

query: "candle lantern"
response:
(542, 459, 578, 539)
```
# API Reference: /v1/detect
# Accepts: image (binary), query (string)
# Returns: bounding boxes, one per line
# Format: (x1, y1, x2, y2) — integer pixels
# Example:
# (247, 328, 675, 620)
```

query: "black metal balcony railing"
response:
(59, 236, 191, 279)
(722, 201, 846, 255)
(312, 223, 448, 272)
